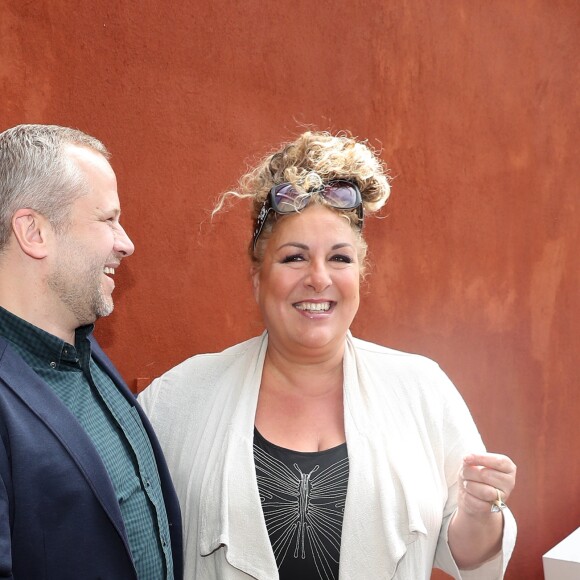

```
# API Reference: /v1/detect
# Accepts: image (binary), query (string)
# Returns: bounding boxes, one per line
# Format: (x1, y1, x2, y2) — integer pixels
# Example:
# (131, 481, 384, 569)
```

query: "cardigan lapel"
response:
(198, 333, 279, 579)
(0, 338, 129, 549)
(339, 334, 428, 579)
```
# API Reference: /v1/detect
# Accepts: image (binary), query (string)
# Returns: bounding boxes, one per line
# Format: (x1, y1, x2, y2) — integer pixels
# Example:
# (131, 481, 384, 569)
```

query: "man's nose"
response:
(115, 224, 135, 257)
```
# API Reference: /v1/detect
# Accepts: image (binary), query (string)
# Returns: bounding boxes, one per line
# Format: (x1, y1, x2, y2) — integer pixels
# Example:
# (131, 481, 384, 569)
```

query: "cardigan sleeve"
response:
(430, 365, 517, 578)
(435, 507, 517, 579)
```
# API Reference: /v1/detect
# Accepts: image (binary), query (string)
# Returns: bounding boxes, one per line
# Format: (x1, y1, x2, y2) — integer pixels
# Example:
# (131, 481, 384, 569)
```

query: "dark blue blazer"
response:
(0, 335, 183, 579)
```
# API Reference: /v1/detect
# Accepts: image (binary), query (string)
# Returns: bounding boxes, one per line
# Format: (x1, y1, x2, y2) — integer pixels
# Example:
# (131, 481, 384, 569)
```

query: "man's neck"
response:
(0, 300, 77, 345)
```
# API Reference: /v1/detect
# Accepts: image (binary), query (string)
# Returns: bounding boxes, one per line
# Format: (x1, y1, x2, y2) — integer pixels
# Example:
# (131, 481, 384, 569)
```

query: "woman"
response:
(139, 131, 517, 579)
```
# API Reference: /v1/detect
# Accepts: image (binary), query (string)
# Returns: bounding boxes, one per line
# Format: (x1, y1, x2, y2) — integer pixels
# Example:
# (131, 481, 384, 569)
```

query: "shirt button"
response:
(50, 361, 57, 368)
(145, 480, 151, 488)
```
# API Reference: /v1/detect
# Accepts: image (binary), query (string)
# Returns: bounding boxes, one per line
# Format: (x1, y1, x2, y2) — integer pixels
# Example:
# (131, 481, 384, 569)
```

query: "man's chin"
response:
(95, 298, 114, 319)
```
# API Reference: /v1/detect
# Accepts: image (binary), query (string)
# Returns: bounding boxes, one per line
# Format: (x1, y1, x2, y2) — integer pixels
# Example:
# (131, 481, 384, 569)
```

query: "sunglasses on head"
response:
(252, 180, 364, 251)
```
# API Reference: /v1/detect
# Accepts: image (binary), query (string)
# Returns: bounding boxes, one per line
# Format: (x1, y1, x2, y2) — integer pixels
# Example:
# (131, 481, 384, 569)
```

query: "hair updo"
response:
(215, 130, 391, 269)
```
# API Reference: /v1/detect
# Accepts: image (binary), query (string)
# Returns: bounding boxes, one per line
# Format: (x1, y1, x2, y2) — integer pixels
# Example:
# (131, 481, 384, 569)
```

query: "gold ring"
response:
(490, 488, 507, 513)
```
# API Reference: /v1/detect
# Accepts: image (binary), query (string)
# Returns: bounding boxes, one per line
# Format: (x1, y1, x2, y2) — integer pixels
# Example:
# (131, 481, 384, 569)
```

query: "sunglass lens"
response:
(324, 182, 358, 208)
(272, 184, 308, 213)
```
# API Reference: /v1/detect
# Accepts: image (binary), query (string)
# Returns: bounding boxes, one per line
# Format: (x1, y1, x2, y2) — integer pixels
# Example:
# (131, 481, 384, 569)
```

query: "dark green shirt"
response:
(0, 306, 173, 579)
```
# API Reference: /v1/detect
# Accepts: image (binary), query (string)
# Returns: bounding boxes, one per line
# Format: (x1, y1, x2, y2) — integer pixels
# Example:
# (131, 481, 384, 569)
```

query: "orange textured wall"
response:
(2, 1, 578, 577)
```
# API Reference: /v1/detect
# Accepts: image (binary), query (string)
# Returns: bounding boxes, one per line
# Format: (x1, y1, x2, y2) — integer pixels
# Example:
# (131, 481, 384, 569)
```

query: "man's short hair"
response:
(0, 124, 110, 251)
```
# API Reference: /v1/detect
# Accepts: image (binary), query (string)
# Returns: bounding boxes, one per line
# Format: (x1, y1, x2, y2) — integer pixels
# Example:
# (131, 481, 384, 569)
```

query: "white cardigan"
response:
(139, 333, 516, 579)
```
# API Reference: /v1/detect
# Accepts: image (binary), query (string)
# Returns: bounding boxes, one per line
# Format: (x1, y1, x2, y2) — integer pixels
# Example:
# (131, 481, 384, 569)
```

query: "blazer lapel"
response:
(91, 337, 184, 577)
(0, 339, 128, 546)
(90, 336, 135, 403)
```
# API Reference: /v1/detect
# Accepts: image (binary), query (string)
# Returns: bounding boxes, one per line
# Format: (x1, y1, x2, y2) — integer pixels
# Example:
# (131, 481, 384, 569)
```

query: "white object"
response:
(543, 527, 580, 580)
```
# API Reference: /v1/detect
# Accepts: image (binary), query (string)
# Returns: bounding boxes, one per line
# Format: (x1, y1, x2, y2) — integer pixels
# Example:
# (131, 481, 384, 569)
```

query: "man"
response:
(0, 124, 182, 579)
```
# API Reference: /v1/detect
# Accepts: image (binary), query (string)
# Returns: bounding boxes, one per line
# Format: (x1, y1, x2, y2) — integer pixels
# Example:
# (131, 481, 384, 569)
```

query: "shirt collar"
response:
(0, 305, 94, 368)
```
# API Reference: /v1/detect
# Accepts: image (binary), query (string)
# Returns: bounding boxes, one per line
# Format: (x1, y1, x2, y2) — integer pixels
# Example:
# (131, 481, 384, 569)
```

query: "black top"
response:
(253, 428, 349, 580)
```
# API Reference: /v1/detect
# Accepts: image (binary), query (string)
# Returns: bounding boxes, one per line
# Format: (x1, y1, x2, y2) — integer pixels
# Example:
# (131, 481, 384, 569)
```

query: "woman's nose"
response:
(305, 261, 332, 293)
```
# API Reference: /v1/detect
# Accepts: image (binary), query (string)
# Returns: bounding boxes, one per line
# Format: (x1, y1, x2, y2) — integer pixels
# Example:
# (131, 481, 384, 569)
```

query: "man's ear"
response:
(11, 209, 50, 259)
(251, 266, 260, 304)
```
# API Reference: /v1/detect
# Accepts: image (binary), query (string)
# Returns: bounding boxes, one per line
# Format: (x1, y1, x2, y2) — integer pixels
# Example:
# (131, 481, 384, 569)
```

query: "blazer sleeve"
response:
(0, 436, 13, 579)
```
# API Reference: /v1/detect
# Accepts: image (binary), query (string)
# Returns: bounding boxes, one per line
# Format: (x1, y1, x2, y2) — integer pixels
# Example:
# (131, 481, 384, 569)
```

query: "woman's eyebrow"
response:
(276, 242, 355, 251)
(276, 242, 309, 251)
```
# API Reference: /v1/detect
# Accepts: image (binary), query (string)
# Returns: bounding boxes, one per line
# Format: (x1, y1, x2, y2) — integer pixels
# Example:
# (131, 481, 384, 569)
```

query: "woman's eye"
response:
(281, 253, 305, 263)
(331, 254, 353, 264)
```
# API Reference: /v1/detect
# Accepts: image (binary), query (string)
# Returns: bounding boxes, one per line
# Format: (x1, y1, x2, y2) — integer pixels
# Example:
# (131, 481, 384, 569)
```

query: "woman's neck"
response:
(261, 339, 345, 397)
(256, 348, 346, 451)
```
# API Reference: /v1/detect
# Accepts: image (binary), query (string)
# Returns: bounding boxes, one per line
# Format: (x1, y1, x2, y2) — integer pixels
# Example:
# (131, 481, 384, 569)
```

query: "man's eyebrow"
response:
(97, 207, 121, 217)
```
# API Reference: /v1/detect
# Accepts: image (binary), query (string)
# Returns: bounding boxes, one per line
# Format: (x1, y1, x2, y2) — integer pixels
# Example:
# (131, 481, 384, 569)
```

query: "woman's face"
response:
(252, 204, 361, 359)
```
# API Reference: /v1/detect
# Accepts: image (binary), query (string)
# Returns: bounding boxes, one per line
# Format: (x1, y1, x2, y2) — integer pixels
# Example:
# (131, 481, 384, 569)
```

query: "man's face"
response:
(47, 145, 134, 328)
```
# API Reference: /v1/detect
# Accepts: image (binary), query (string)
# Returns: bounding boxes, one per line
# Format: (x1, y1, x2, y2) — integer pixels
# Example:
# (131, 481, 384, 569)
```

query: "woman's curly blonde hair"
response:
(214, 130, 391, 266)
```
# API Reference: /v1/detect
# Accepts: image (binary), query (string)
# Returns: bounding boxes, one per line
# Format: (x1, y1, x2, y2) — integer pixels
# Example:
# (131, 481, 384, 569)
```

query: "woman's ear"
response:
(11, 209, 50, 259)
(251, 266, 260, 304)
